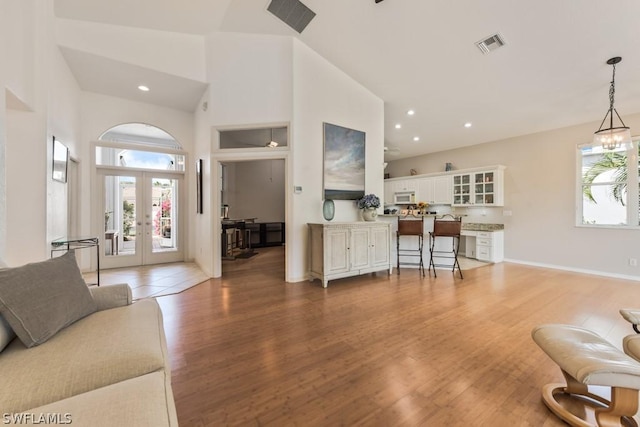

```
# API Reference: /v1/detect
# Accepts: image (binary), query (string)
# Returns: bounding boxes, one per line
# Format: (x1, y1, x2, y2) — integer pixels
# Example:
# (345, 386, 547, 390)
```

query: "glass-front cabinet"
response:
(452, 174, 471, 205)
(452, 167, 504, 206)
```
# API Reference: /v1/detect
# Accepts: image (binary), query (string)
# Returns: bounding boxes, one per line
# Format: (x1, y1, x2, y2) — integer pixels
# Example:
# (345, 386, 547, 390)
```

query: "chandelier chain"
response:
(609, 62, 616, 112)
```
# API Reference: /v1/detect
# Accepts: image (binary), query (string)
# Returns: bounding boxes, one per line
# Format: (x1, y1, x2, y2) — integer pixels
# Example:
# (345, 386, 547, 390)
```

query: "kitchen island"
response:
(379, 215, 504, 268)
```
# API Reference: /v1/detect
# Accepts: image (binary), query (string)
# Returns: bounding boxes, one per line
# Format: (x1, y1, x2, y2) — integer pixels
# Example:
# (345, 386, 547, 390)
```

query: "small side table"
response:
(51, 236, 100, 286)
(104, 230, 119, 255)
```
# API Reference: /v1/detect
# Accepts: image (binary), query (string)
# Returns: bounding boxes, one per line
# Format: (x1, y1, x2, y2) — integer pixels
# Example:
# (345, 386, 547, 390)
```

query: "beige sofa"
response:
(0, 259, 178, 426)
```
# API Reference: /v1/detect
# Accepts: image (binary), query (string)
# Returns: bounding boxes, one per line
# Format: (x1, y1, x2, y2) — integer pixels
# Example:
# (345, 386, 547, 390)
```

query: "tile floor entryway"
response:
(83, 262, 209, 300)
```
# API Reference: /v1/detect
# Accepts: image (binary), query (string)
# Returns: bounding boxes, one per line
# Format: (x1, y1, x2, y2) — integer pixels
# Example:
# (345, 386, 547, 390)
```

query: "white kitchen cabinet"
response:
(452, 167, 504, 207)
(391, 179, 417, 193)
(475, 230, 504, 262)
(417, 175, 452, 205)
(383, 180, 395, 205)
(308, 222, 392, 287)
(460, 229, 504, 262)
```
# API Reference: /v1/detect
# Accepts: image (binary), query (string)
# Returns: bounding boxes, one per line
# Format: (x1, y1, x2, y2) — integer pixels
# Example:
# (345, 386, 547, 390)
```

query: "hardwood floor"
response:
(157, 248, 640, 426)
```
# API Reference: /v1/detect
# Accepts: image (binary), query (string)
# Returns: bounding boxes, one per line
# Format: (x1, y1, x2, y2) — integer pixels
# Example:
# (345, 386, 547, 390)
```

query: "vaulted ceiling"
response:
(54, 0, 640, 160)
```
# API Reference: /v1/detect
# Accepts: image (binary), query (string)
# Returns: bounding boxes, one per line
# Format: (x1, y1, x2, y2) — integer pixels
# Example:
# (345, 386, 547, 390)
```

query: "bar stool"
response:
(428, 214, 463, 279)
(396, 215, 425, 276)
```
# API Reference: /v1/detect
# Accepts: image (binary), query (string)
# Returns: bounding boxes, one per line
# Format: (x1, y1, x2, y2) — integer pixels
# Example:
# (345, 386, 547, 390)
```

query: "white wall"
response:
(201, 34, 384, 282)
(0, 1, 8, 264)
(192, 89, 214, 275)
(225, 160, 285, 222)
(4, 0, 36, 110)
(2, 0, 81, 267)
(204, 33, 293, 278)
(47, 43, 82, 246)
(55, 18, 206, 82)
(79, 92, 196, 267)
(290, 39, 385, 281)
(387, 115, 640, 280)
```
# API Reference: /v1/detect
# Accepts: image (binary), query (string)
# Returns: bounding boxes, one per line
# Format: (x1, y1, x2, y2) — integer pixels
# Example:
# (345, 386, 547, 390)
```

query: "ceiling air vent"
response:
(267, 0, 316, 34)
(475, 33, 506, 54)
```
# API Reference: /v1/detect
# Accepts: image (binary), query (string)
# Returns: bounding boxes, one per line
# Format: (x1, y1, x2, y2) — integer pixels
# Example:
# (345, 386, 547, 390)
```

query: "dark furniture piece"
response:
(428, 214, 463, 279)
(396, 216, 425, 276)
(245, 222, 285, 248)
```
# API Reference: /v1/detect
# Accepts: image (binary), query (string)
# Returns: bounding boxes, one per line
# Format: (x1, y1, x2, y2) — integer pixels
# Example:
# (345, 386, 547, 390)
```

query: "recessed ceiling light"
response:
(407, 110, 415, 116)
(464, 122, 472, 128)
(395, 124, 402, 129)
(413, 136, 420, 142)
(138, 85, 150, 92)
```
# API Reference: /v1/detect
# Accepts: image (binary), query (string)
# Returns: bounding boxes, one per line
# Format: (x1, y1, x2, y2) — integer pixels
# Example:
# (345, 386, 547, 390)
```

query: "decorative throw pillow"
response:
(0, 251, 97, 348)
(0, 314, 15, 352)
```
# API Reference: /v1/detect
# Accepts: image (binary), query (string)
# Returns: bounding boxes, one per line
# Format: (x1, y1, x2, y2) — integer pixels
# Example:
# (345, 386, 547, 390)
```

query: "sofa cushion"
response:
(0, 314, 15, 352)
(0, 298, 169, 413)
(0, 251, 97, 348)
(26, 371, 178, 427)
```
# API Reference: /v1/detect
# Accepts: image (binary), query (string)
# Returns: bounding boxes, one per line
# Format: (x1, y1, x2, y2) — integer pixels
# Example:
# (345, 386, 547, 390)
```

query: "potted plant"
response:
(357, 194, 381, 221)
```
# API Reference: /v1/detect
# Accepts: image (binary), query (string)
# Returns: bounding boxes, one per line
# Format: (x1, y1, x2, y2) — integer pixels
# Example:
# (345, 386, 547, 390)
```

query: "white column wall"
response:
(290, 39, 385, 282)
(2, 0, 81, 267)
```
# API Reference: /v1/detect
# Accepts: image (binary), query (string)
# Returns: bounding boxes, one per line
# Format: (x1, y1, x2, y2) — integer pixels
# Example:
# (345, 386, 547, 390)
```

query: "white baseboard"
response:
(504, 258, 640, 282)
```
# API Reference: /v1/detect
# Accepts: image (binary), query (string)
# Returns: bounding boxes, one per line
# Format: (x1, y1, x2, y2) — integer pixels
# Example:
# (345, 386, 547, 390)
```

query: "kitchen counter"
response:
(461, 223, 504, 232)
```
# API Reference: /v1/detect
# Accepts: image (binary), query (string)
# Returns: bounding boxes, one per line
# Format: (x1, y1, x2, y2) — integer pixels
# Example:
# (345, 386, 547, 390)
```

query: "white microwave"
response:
(394, 192, 415, 204)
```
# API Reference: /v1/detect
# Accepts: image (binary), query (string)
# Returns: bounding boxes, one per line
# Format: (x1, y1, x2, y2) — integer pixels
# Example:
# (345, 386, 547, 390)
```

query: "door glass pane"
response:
(151, 178, 177, 253)
(104, 176, 136, 257)
(96, 146, 185, 171)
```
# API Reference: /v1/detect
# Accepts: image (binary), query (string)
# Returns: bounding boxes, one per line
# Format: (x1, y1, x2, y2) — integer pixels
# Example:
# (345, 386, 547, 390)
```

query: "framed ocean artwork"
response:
(323, 122, 365, 200)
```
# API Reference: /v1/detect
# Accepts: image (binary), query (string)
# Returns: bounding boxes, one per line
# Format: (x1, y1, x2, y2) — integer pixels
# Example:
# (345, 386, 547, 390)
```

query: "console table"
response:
(51, 236, 100, 286)
(308, 222, 392, 288)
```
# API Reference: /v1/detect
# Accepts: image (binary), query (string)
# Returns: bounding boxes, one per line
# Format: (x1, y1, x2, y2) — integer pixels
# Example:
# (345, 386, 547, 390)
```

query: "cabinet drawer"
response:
(477, 246, 492, 261)
(477, 231, 493, 239)
(477, 238, 492, 246)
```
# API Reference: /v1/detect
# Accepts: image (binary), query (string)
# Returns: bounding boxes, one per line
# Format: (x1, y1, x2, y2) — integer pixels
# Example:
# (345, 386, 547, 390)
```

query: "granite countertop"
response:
(461, 223, 504, 231)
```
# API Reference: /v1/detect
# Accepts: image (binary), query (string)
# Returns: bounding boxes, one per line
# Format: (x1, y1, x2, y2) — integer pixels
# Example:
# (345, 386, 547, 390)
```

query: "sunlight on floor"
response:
(83, 262, 209, 300)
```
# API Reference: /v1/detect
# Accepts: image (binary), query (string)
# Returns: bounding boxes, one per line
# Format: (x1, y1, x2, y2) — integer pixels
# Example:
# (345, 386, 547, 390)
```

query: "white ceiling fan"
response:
(384, 145, 401, 155)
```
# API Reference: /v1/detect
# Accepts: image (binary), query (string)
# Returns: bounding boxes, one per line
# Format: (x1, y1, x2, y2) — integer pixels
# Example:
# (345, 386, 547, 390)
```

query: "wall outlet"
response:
(629, 258, 638, 267)
(503, 210, 512, 216)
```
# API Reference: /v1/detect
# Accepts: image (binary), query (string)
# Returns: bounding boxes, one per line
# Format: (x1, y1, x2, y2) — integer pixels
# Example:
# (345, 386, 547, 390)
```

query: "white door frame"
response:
(91, 137, 187, 270)
(95, 168, 185, 269)
(211, 151, 291, 280)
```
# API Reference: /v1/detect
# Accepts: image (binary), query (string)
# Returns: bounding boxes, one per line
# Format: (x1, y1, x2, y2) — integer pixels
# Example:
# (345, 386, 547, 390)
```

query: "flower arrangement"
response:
(357, 194, 381, 209)
(417, 201, 428, 210)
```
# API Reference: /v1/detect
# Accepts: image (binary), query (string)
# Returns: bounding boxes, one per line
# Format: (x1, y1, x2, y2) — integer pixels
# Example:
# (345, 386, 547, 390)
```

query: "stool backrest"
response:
(397, 217, 424, 236)
(432, 215, 461, 237)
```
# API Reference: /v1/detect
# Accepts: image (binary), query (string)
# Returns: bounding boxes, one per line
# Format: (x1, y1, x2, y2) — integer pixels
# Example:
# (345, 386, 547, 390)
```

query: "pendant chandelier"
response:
(593, 57, 632, 150)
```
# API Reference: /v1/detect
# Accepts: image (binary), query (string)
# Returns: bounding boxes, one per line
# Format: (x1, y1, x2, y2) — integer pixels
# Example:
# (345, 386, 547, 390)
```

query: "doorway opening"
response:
(219, 159, 286, 277)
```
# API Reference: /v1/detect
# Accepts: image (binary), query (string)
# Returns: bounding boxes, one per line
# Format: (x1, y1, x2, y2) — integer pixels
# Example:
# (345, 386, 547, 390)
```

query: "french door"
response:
(98, 170, 183, 269)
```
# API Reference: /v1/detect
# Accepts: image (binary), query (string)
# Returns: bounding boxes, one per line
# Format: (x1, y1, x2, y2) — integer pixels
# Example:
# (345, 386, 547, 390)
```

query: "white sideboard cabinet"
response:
(308, 222, 392, 287)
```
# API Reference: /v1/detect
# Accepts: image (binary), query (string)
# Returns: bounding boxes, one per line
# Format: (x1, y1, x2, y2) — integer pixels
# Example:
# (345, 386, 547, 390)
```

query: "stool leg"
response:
(418, 234, 425, 277)
(453, 236, 463, 279)
(428, 233, 437, 277)
(396, 232, 400, 275)
(595, 387, 638, 427)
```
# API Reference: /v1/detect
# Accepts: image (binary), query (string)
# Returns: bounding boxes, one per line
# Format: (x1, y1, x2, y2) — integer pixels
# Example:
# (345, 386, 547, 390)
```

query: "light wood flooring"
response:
(156, 247, 640, 426)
